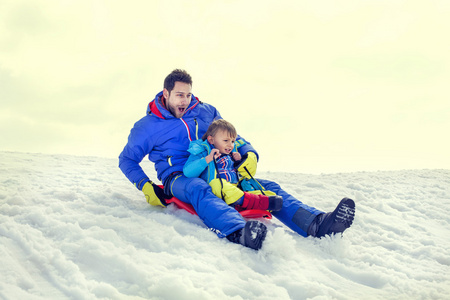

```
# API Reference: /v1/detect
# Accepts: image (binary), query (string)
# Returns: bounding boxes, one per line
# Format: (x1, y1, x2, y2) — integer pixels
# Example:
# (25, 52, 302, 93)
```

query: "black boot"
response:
(267, 195, 283, 211)
(308, 198, 355, 238)
(226, 221, 267, 250)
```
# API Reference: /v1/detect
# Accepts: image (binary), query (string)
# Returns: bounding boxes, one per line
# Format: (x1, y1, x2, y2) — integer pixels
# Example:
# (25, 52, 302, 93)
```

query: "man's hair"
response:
(164, 69, 192, 92)
(202, 119, 237, 140)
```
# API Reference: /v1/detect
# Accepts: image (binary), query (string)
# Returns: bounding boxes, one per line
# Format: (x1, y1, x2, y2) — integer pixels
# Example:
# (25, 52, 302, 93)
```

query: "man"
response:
(119, 69, 355, 250)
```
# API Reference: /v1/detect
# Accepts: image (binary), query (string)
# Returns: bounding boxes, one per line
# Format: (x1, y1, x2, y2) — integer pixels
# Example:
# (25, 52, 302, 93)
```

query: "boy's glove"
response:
(236, 152, 257, 179)
(142, 181, 169, 207)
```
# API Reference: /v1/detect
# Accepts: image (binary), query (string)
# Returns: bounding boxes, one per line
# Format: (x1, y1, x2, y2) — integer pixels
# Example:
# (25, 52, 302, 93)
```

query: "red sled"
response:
(159, 185, 272, 219)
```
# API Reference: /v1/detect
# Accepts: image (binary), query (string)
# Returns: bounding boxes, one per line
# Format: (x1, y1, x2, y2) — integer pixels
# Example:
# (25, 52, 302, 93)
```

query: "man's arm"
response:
(118, 120, 153, 190)
(234, 136, 259, 179)
(119, 147, 150, 190)
(118, 118, 169, 207)
(234, 136, 259, 160)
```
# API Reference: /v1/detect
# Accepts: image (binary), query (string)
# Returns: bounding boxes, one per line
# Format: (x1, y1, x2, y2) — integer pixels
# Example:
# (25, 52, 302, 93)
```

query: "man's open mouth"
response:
(178, 107, 186, 113)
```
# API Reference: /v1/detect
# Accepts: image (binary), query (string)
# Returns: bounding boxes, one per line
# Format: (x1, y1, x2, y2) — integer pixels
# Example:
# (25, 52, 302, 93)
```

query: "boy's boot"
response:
(235, 192, 283, 212)
(308, 198, 355, 238)
(226, 220, 267, 250)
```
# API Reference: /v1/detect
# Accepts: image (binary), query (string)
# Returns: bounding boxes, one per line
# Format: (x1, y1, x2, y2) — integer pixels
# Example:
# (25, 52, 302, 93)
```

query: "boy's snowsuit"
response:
(119, 91, 323, 237)
(183, 139, 277, 205)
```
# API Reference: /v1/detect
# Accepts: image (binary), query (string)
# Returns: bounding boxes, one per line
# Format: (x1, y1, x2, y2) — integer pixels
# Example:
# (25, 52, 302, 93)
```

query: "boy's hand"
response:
(206, 149, 221, 163)
(232, 152, 242, 161)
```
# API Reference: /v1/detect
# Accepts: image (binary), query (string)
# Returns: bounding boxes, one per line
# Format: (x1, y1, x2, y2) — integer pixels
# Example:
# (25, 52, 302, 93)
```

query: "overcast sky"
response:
(1, 0, 449, 174)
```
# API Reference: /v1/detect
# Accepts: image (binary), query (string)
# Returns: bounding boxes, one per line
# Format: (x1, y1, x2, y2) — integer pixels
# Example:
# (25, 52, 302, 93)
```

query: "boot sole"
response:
(317, 197, 355, 237)
(331, 198, 355, 234)
(244, 221, 268, 250)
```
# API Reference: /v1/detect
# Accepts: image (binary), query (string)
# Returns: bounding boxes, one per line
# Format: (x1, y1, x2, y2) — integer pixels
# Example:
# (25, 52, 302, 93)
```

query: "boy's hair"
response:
(202, 119, 237, 140)
(164, 69, 192, 93)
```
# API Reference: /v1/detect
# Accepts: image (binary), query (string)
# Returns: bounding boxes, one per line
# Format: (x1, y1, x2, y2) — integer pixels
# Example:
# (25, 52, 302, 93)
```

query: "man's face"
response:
(208, 130, 236, 155)
(163, 81, 192, 118)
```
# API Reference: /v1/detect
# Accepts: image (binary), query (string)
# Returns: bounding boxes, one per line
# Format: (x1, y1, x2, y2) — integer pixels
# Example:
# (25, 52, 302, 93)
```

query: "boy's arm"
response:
(183, 154, 209, 178)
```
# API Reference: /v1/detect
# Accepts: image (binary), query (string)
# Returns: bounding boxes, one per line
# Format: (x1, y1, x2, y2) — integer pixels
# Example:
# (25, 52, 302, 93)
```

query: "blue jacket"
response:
(118, 91, 257, 190)
(183, 139, 244, 184)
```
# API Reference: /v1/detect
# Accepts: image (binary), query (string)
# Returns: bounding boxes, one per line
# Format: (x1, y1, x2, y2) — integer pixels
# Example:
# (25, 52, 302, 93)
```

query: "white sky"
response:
(1, 0, 449, 174)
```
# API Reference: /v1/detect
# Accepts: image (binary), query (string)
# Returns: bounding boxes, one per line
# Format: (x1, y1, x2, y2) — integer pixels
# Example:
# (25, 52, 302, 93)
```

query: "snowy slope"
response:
(1, 151, 449, 300)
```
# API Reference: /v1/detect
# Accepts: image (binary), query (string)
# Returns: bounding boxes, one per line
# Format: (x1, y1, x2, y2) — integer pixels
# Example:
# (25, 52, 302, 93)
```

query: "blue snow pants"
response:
(169, 175, 324, 238)
(257, 178, 323, 237)
(170, 175, 245, 237)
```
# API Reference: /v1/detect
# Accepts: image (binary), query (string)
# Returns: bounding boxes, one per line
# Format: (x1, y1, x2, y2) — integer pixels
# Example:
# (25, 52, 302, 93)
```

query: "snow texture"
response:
(1, 151, 449, 299)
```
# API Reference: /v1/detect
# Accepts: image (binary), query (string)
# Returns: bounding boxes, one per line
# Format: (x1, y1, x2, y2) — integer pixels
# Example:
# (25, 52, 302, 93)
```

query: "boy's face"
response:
(208, 130, 236, 155)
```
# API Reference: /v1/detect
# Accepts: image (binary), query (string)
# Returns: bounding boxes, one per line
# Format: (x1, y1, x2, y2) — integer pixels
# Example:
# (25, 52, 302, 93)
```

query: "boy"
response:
(183, 119, 283, 212)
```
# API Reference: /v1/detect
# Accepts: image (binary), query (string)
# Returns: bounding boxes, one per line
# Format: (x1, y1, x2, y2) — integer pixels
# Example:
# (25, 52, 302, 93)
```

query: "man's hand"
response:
(142, 182, 169, 207)
(236, 152, 257, 179)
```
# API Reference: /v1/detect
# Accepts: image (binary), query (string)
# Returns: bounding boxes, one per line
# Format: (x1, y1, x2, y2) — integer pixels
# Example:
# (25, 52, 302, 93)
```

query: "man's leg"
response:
(258, 179, 355, 238)
(257, 179, 323, 237)
(169, 175, 245, 238)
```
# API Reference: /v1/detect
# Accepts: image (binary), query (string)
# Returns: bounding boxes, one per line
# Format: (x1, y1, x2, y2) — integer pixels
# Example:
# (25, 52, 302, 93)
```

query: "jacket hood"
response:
(146, 91, 200, 119)
(187, 139, 211, 156)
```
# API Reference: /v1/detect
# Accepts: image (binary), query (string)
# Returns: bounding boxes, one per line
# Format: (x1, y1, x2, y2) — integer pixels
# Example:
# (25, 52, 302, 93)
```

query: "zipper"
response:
(194, 118, 199, 140)
(180, 118, 192, 141)
(177, 99, 200, 142)
(180, 117, 199, 141)
(167, 155, 173, 166)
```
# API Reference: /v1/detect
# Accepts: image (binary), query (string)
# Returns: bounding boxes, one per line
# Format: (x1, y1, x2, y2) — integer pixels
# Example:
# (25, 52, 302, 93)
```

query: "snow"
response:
(1, 151, 449, 300)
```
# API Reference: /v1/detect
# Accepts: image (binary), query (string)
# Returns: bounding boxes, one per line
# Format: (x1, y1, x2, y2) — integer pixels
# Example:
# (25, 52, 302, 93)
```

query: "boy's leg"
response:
(169, 175, 245, 238)
(209, 178, 244, 205)
(210, 178, 283, 211)
(257, 178, 323, 237)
